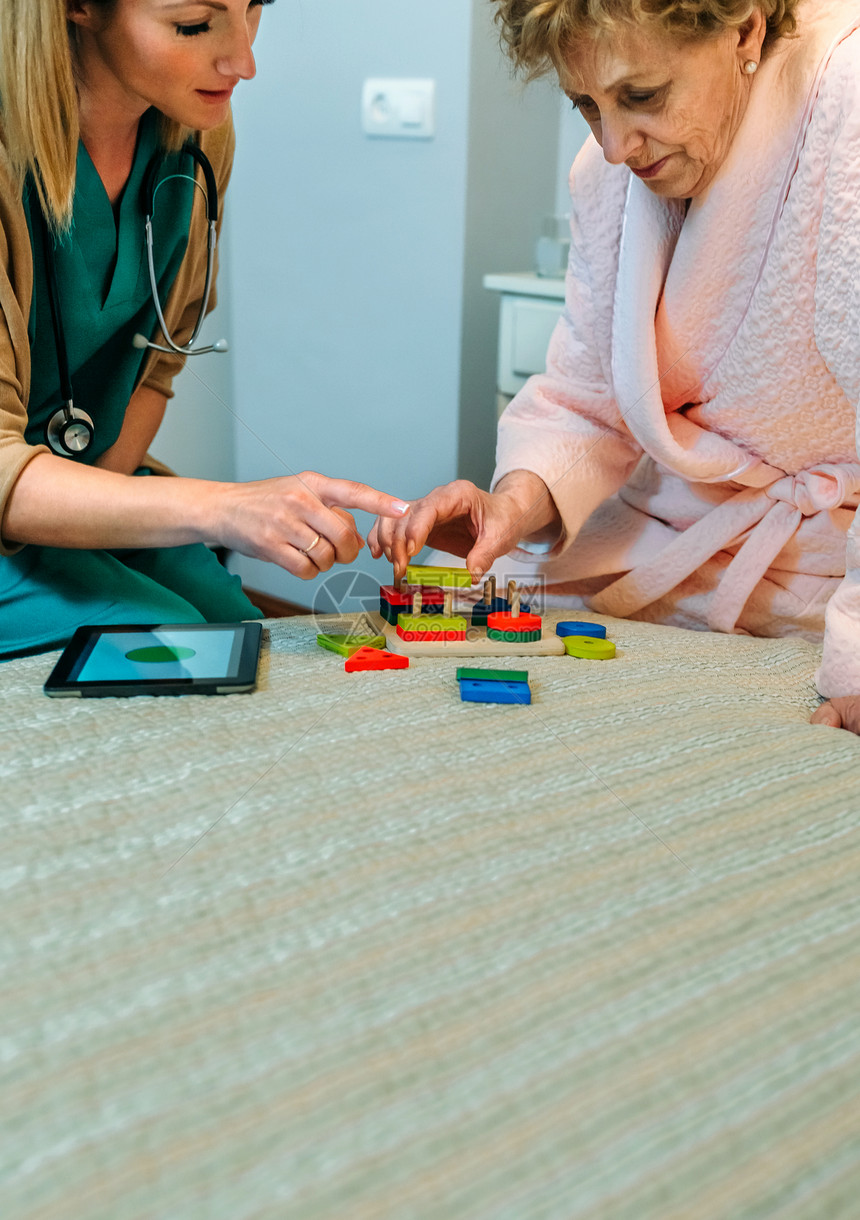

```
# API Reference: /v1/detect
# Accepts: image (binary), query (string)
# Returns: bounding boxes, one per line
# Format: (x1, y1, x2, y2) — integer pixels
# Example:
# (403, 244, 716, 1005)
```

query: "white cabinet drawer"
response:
(497, 295, 563, 395)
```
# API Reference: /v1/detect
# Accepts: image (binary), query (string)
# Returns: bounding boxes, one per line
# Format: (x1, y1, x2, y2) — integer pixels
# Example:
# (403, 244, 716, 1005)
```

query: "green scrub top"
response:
(1, 110, 261, 657)
(23, 108, 194, 461)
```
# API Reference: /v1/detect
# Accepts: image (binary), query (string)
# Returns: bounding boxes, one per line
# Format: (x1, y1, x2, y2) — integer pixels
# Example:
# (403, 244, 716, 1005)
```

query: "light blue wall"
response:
(556, 105, 592, 214)
(457, 3, 565, 488)
(228, 0, 470, 490)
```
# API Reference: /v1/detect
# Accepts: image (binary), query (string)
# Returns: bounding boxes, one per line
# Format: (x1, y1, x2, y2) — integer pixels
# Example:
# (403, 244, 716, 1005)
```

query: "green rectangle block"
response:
(317, 633, 386, 657)
(397, 614, 467, 632)
(405, 564, 473, 588)
(486, 627, 542, 643)
(456, 667, 529, 684)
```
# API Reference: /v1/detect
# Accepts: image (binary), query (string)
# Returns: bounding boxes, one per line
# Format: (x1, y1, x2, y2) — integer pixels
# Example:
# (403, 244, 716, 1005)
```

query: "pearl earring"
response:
(743, 59, 758, 74)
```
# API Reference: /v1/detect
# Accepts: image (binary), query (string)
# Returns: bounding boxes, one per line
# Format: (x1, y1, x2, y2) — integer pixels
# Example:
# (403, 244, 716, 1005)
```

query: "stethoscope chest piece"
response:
(36, 138, 223, 461)
(38, 205, 96, 457)
(46, 404, 96, 456)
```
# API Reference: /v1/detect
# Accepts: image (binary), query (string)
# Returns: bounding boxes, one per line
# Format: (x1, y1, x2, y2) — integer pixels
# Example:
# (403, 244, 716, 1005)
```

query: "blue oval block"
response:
(556, 621, 607, 639)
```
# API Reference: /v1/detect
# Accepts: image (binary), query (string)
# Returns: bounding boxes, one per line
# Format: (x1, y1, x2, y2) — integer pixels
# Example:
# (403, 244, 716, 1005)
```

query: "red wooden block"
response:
(380, 584, 443, 608)
(486, 610, 542, 634)
(344, 646, 409, 672)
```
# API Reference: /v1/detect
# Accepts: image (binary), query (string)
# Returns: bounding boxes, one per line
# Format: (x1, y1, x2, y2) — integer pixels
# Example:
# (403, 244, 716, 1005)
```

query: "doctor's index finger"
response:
(310, 474, 410, 519)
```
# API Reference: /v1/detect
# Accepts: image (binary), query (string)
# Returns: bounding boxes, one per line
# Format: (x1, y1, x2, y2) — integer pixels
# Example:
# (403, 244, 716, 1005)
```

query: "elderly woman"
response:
(370, 0, 860, 732)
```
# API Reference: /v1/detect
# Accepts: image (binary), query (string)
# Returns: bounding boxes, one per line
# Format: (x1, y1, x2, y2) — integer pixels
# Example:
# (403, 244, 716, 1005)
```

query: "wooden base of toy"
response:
(370, 612, 565, 658)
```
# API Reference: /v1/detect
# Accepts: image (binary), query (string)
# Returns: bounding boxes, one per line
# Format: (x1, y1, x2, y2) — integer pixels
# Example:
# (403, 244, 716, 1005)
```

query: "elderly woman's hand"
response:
(368, 470, 561, 584)
(810, 698, 860, 735)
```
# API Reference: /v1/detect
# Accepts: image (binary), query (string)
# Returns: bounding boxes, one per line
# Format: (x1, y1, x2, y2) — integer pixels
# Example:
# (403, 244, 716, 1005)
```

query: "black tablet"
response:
(43, 622, 263, 698)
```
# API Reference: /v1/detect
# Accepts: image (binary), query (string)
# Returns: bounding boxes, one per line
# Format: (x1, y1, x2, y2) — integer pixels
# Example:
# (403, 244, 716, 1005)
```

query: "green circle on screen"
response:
(125, 646, 197, 663)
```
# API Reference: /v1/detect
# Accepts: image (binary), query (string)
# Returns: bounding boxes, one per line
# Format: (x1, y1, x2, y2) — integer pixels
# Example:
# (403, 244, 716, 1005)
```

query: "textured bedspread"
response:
(2, 613, 859, 1218)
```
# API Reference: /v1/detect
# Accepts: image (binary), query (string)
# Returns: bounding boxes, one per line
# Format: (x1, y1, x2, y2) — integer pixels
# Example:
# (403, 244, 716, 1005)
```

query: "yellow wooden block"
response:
(405, 564, 473, 589)
(397, 613, 468, 634)
(563, 636, 616, 659)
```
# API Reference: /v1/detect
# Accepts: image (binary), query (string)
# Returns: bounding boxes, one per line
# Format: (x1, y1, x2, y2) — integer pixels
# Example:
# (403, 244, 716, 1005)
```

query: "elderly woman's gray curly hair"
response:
(493, 0, 799, 79)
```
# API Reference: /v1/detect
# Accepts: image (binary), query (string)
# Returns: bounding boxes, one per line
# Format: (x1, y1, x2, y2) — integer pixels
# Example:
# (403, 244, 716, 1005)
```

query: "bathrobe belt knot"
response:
(589, 462, 860, 632)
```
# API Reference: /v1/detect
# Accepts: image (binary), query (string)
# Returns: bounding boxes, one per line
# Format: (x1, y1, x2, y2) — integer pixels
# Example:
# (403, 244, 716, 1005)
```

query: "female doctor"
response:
(0, 0, 409, 656)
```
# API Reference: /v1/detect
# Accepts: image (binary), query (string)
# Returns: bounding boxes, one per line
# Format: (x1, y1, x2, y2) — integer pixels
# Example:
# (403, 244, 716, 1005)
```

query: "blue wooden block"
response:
(471, 597, 530, 625)
(380, 596, 442, 624)
(556, 620, 607, 639)
(459, 678, 531, 705)
(378, 599, 399, 625)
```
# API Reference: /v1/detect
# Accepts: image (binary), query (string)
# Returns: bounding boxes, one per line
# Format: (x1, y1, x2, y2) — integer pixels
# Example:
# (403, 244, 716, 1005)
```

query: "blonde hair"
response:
(493, 0, 799, 80)
(0, 0, 187, 230)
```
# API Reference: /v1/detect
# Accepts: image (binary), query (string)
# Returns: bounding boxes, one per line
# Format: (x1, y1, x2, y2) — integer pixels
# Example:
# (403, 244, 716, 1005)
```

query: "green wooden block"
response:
(405, 563, 473, 589)
(486, 627, 542, 644)
(317, 633, 386, 658)
(397, 613, 468, 633)
(456, 667, 529, 684)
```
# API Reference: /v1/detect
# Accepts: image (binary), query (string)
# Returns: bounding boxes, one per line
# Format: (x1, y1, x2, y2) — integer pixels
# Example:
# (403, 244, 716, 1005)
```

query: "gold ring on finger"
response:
(300, 532, 322, 556)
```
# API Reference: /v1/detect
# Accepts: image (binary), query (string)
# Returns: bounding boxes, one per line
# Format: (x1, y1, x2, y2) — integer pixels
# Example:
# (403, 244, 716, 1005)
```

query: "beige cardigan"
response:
(0, 114, 235, 556)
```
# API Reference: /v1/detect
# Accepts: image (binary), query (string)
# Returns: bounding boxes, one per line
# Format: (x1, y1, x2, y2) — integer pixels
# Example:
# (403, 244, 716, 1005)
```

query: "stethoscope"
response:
(40, 141, 227, 457)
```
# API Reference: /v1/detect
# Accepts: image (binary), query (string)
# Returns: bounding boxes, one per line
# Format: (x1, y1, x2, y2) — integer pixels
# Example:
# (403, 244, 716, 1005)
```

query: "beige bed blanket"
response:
(2, 614, 859, 1218)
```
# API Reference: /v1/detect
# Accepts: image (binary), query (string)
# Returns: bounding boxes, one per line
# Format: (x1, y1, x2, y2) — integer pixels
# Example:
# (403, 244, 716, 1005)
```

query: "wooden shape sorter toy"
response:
(374, 566, 564, 658)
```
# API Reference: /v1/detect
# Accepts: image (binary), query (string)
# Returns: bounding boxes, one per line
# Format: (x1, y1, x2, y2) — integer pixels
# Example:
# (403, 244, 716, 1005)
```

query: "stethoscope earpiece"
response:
(132, 332, 229, 354)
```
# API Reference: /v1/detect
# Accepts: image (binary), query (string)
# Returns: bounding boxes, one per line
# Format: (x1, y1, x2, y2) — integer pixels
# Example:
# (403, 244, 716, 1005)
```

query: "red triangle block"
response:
(344, 646, 409, 672)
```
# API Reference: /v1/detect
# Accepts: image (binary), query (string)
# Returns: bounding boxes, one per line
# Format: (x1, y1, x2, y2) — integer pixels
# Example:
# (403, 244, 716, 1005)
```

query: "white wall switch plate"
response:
(361, 79, 435, 139)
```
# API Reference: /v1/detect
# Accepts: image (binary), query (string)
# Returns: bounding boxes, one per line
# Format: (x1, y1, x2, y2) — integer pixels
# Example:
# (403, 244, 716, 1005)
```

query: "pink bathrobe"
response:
(491, 0, 860, 698)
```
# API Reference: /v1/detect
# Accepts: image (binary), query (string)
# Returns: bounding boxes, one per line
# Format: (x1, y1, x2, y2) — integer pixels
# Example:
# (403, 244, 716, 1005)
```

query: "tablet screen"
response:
(44, 622, 262, 697)
(72, 627, 244, 683)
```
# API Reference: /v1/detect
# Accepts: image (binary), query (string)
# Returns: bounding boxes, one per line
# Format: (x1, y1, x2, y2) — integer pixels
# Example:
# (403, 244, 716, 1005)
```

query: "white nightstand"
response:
(483, 273, 566, 416)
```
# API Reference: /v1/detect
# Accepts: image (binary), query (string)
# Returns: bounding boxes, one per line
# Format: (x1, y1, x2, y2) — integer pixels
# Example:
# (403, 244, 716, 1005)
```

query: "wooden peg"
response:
(444, 590, 453, 618)
(511, 590, 521, 618)
(412, 590, 423, 615)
